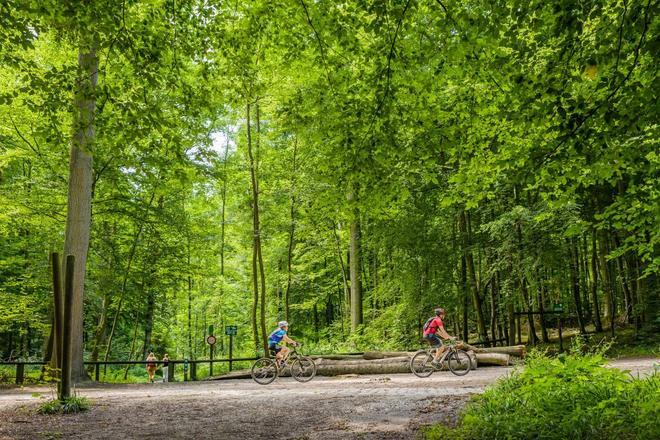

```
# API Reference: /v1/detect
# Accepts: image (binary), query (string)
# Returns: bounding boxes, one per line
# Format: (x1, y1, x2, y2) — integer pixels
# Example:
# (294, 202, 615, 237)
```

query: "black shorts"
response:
(269, 344, 282, 355)
(424, 334, 443, 347)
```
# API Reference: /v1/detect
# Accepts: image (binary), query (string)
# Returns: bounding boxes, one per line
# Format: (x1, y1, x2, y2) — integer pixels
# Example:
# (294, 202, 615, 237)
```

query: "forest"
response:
(0, 0, 657, 384)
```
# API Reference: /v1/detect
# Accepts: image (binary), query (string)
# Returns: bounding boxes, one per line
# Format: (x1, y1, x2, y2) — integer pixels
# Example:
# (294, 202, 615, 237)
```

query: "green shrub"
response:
(425, 349, 659, 440)
(38, 396, 90, 414)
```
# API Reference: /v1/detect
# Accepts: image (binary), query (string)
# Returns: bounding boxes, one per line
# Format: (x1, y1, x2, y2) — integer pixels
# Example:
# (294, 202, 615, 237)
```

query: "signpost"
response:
(225, 325, 238, 371)
(207, 325, 216, 376)
(183, 358, 189, 381)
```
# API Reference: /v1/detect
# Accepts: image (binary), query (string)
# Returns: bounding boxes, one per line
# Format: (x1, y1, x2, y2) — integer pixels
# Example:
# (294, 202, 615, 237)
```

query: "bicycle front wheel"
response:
(447, 349, 472, 376)
(251, 358, 278, 385)
(410, 350, 435, 378)
(291, 357, 316, 382)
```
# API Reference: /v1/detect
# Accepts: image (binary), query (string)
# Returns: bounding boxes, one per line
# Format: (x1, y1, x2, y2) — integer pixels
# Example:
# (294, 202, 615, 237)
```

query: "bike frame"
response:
(428, 341, 459, 368)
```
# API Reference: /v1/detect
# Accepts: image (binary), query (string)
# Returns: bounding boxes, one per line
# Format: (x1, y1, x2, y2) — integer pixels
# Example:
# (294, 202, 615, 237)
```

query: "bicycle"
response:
(251, 344, 317, 385)
(409, 339, 472, 377)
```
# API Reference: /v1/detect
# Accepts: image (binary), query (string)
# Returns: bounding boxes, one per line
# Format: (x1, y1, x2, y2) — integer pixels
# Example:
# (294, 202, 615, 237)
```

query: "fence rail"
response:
(1, 342, 502, 385)
(0, 357, 260, 385)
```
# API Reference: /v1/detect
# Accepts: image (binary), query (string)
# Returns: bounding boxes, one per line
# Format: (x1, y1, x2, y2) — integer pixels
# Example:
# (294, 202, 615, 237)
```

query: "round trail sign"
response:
(206, 335, 217, 346)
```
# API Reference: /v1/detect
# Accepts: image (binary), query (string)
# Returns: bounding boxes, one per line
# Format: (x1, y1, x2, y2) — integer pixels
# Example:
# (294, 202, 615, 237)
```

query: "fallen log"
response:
(467, 350, 478, 369)
(461, 344, 526, 358)
(209, 355, 480, 380)
(363, 351, 416, 360)
(365, 345, 525, 360)
(207, 349, 515, 380)
(317, 356, 411, 365)
(315, 359, 410, 376)
(474, 352, 510, 366)
(309, 354, 364, 361)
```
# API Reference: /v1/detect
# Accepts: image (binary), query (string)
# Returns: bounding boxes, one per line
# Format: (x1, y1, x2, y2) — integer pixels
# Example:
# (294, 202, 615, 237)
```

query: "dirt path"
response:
(0, 358, 656, 440)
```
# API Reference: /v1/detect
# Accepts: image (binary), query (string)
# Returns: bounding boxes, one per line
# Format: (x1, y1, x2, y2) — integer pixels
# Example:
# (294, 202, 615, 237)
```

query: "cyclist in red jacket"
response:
(423, 308, 456, 365)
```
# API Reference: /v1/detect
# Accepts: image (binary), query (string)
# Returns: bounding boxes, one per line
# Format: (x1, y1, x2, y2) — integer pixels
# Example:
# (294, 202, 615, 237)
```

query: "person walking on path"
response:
(162, 354, 170, 383)
(146, 352, 158, 383)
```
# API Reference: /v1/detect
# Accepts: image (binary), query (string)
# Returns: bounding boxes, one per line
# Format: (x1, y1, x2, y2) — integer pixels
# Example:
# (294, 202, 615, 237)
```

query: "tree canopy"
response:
(0, 0, 657, 371)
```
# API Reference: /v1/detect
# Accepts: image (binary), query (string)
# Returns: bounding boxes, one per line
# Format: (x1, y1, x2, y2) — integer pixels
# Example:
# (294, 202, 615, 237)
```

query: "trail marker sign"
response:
(225, 325, 238, 336)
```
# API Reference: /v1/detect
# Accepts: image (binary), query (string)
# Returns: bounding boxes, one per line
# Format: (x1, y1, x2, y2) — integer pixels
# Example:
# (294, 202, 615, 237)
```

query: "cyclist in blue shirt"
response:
(268, 321, 299, 365)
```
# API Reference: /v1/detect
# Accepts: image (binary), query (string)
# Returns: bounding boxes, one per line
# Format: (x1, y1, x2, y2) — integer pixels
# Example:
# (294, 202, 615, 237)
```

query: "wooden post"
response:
(16, 363, 24, 385)
(168, 361, 175, 382)
(95, 363, 100, 382)
(558, 316, 564, 353)
(229, 334, 234, 372)
(516, 313, 522, 345)
(51, 253, 63, 389)
(191, 361, 197, 381)
(60, 255, 75, 400)
(210, 344, 214, 377)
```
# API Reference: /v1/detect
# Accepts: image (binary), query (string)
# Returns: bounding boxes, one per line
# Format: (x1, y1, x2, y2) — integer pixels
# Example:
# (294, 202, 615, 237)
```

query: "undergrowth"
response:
(38, 396, 90, 414)
(424, 343, 659, 440)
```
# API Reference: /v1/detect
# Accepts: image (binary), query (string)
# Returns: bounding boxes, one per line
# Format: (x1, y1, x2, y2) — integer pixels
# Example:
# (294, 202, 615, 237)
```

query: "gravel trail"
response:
(0, 357, 655, 440)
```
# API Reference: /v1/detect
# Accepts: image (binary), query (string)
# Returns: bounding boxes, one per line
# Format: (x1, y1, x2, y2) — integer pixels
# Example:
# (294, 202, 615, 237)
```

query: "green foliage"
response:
(424, 349, 660, 440)
(0, 0, 657, 371)
(38, 396, 90, 415)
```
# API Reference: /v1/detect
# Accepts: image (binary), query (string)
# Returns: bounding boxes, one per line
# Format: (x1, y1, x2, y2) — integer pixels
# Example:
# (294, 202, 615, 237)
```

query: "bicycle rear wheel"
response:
(447, 349, 472, 376)
(291, 357, 316, 382)
(251, 358, 278, 385)
(410, 350, 435, 378)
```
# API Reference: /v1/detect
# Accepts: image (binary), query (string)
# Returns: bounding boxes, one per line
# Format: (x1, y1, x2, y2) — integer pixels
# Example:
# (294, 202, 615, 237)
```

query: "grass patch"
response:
(38, 396, 90, 414)
(424, 344, 659, 440)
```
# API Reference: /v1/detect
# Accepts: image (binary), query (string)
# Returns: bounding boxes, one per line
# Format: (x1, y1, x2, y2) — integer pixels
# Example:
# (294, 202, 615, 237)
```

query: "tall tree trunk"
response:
(61, 44, 98, 383)
(580, 234, 592, 322)
(332, 223, 350, 314)
(246, 100, 267, 352)
(87, 291, 109, 374)
(507, 295, 515, 346)
(348, 184, 363, 331)
(188, 273, 193, 359)
(628, 254, 641, 331)
(122, 313, 141, 380)
(460, 211, 488, 344)
(313, 303, 319, 341)
(489, 274, 499, 345)
(461, 256, 469, 342)
(520, 278, 538, 344)
(537, 270, 549, 343)
(569, 238, 586, 334)
(219, 135, 229, 279)
(103, 194, 153, 369)
(590, 231, 604, 332)
(514, 217, 537, 345)
(284, 139, 298, 322)
(246, 102, 259, 350)
(598, 230, 615, 336)
(613, 234, 633, 324)
(142, 284, 155, 359)
(255, 102, 268, 354)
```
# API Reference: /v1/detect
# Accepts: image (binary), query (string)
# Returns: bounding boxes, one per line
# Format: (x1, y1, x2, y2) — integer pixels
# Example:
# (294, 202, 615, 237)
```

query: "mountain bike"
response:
(251, 344, 317, 385)
(409, 339, 472, 377)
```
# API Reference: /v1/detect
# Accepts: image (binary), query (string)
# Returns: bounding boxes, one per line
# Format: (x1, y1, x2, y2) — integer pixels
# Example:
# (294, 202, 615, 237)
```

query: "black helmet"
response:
(434, 308, 445, 316)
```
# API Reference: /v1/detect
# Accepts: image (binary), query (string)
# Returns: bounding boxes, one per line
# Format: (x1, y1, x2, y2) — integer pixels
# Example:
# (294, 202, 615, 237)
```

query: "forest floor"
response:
(0, 357, 656, 440)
